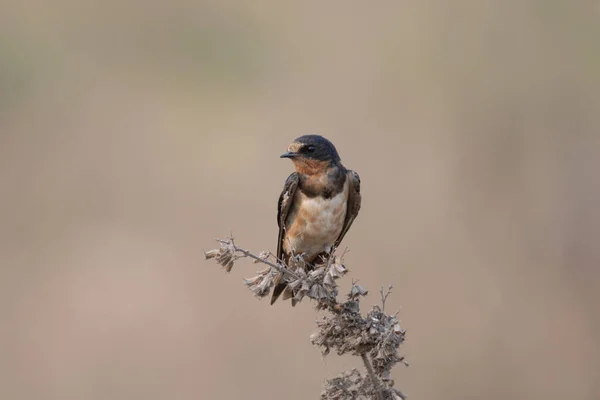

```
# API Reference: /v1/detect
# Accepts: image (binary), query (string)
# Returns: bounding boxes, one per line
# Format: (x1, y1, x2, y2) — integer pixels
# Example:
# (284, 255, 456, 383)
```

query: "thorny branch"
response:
(205, 235, 407, 399)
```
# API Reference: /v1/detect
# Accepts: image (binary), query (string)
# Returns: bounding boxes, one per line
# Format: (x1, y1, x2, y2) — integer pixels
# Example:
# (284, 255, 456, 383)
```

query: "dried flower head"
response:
(203, 238, 238, 272)
(244, 267, 278, 298)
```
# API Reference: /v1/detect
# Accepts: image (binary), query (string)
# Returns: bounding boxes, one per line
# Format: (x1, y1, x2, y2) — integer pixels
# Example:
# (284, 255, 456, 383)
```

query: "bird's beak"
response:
(280, 151, 298, 159)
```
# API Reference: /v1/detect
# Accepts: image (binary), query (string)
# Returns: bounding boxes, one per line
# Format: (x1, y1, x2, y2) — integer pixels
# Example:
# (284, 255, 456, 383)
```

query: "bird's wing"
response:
(334, 170, 361, 249)
(271, 173, 300, 306)
(276, 172, 300, 262)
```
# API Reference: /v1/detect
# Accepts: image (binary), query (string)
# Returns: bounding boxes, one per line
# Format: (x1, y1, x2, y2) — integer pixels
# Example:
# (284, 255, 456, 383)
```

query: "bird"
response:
(271, 134, 361, 305)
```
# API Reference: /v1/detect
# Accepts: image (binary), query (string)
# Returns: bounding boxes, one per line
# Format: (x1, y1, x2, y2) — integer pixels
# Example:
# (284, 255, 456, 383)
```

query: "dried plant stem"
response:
(380, 285, 393, 313)
(216, 238, 300, 280)
(206, 236, 407, 399)
(361, 352, 384, 400)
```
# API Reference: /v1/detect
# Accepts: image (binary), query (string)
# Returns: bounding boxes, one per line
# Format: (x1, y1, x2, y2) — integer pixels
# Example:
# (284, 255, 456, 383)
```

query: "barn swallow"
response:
(271, 135, 361, 305)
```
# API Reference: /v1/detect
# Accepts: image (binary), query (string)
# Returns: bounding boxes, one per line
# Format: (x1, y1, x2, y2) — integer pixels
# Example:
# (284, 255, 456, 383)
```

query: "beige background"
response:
(1, 1, 599, 399)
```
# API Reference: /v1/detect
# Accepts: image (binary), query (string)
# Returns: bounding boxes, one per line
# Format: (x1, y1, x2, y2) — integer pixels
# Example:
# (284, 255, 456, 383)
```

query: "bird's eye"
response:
(305, 145, 316, 153)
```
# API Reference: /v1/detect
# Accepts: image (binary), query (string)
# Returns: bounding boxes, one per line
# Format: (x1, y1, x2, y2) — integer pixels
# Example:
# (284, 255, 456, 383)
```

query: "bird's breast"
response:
(283, 179, 349, 261)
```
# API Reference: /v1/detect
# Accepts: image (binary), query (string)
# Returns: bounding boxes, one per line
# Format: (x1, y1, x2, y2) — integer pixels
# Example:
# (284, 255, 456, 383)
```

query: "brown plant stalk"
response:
(205, 235, 407, 399)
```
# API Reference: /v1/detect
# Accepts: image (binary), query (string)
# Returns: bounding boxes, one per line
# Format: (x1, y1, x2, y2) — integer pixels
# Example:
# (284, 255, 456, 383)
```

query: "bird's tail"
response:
(270, 280, 286, 305)
(270, 273, 297, 306)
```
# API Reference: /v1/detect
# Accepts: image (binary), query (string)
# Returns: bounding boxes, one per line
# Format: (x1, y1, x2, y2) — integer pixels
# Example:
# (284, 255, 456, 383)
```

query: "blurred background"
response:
(1, 1, 599, 399)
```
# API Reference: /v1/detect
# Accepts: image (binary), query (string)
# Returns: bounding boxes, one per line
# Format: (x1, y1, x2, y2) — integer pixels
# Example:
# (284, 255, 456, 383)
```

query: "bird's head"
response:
(280, 135, 341, 175)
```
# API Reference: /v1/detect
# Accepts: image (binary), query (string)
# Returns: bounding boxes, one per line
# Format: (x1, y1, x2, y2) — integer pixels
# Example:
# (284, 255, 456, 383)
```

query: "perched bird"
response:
(271, 135, 361, 305)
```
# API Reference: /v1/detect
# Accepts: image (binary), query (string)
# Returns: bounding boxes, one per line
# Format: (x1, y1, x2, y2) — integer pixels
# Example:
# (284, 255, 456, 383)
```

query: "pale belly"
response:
(283, 182, 348, 261)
